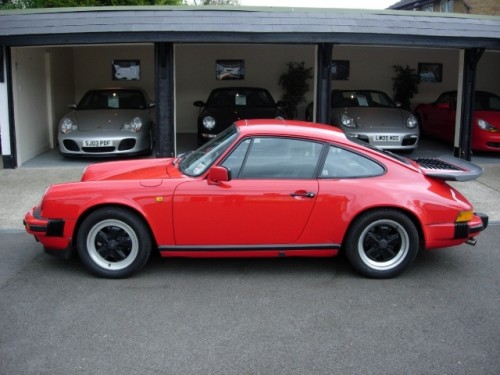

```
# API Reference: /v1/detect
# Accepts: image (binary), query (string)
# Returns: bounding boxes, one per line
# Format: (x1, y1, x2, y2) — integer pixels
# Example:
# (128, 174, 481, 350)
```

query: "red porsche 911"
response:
(24, 120, 488, 279)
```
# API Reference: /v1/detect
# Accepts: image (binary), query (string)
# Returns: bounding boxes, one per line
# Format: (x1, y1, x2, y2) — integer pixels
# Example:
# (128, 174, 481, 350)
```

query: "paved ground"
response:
(1, 228, 499, 374)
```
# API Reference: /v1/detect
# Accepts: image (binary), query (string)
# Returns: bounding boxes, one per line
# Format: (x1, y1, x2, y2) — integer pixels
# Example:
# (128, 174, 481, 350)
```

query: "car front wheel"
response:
(344, 210, 419, 279)
(77, 207, 152, 278)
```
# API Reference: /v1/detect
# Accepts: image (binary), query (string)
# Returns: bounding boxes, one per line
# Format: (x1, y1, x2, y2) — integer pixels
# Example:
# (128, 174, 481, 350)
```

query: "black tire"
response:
(344, 209, 419, 279)
(76, 207, 152, 278)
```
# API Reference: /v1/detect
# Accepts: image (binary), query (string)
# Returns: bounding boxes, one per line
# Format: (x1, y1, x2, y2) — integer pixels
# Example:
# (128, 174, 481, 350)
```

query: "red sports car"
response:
(24, 120, 488, 279)
(415, 90, 500, 152)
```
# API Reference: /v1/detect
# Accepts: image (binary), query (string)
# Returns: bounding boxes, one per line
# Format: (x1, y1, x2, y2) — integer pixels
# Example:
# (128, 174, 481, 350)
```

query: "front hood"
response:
(81, 158, 175, 182)
(335, 107, 409, 129)
(75, 109, 148, 131)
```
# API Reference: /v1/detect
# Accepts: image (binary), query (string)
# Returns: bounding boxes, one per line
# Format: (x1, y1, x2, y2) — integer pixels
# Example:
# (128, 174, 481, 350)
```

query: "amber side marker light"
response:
(456, 210, 474, 223)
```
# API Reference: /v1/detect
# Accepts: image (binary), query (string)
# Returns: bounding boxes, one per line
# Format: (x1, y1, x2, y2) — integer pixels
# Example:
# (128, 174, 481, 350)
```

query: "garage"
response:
(1, 7, 499, 169)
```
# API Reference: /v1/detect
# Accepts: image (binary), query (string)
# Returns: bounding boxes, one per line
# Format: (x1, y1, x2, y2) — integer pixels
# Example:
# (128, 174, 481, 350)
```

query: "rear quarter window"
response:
(321, 145, 385, 178)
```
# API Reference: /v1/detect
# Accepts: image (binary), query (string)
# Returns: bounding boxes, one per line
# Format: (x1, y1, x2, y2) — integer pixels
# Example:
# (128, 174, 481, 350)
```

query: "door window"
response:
(222, 137, 323, 179)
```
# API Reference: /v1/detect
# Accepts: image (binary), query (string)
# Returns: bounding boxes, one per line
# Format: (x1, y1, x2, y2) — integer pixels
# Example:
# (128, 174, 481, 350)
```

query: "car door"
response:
(172, 136, 324, 245)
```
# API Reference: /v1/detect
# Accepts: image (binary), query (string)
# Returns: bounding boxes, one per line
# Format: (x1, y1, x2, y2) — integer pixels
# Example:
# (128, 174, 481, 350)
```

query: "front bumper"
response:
(24, 206, 73, 258)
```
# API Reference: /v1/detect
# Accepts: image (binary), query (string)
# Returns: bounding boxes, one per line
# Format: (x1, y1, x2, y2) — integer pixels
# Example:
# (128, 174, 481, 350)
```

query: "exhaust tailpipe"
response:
(466, 238, 477, 246)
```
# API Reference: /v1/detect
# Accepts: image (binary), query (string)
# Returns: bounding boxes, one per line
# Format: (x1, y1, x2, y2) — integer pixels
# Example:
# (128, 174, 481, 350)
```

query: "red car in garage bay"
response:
(24, 120, 488, 279)
(415, 90, 500, 152)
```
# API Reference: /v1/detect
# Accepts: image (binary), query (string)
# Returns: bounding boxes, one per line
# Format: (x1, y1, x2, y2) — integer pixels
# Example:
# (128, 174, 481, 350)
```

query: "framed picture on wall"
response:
(216, 60, 245, 80)
(332, 60, 350, 80)
(112, 59, 141, 81)
(418, 62, 442, 83)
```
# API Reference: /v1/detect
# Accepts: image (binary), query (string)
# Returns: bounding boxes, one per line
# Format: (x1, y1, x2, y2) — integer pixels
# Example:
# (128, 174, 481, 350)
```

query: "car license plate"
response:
(83, 139, 112, 147)
(374, 135, 399, 142)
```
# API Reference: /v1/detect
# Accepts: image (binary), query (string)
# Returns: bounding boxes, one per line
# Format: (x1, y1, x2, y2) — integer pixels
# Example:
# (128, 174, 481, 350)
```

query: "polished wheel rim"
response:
(87, 219, 139, 270)
(358, 219, 409, 271)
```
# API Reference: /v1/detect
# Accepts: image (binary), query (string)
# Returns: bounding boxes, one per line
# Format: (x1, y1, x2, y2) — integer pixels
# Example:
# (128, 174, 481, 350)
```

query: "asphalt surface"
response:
(0, 227, 499, 374)
(1, 141, 499, 374)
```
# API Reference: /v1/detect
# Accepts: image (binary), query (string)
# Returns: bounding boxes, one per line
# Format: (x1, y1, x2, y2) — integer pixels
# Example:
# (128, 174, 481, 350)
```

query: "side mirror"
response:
(149, 102, 156, 108)
(207, 166, 231, 185)
(68, 104, 77, 109)
(276, 101, 286, 107)
(193, 101, 205, 107)
(394, 101, 402, 108)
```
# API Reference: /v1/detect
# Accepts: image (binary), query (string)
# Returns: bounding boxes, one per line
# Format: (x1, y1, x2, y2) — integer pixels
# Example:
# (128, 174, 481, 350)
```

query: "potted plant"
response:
(279, 61, 313, 119)
(392, 65, 420, 111)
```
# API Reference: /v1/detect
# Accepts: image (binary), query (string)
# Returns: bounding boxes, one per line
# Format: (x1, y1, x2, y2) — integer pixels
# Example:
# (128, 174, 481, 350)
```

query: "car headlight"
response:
(341, 114, 356, 128)
(202, 116, 216, 130)
(477, 119, 498, 132)
(406, 115, 418, 129)
(60, 118, 77, 134)
(122, 117, 143, 132)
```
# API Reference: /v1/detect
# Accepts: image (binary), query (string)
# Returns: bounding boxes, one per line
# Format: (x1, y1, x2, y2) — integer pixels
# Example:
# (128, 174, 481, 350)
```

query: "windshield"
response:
(332, 90, 394, 108)
(349, 137, 411, 165)
(180, 125, 238, 176)
(77, 90, 147, 110)
(475, 92, 500, 111)
(206, 88, 276, 108)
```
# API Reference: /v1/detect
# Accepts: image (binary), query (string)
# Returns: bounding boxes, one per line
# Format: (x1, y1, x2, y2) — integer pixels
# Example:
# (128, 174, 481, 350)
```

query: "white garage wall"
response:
(175, 44, 316, 134)
(73, 45, 155, 102)
(477, 51, 500, 96)
(48, 47, 75, 148)
(11, 48, 50, 165)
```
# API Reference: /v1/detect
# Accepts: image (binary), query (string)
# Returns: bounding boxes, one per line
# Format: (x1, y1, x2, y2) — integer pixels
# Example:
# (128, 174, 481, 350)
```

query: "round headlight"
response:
(341, 114, 356, 128)
(122, 117, 143, 132)
(202, 116, 216, 130)
(477, 119, 497, 132)
(406, 115, 418, 129)
(60, 118, 77, 134)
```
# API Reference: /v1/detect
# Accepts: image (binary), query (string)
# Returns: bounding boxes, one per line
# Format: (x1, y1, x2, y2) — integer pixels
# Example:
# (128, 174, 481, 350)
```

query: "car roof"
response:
(234, 119, 348, 143)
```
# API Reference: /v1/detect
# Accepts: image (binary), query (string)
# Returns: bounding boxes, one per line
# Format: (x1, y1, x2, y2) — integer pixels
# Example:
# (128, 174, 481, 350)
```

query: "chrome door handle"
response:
(290, 191, 316, 198)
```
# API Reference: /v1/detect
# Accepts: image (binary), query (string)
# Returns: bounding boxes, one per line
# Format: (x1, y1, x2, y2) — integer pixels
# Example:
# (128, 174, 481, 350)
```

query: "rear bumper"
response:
(425, 212, 488, 249)
(454, 212, 488, 239)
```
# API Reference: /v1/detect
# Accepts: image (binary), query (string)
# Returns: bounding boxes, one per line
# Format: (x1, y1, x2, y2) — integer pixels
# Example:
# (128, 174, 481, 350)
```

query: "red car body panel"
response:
(24, 119, 486, 267)
(415, 91, 500, 152)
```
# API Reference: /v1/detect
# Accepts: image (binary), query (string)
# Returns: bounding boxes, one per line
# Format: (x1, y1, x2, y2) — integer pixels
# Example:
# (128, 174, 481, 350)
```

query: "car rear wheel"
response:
(344, 209, 419, 279)
(77, 207, 152, 278)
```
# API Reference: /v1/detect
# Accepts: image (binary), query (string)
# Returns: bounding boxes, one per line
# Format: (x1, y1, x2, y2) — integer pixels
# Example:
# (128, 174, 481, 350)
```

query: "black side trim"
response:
(159, 243, 340, 252)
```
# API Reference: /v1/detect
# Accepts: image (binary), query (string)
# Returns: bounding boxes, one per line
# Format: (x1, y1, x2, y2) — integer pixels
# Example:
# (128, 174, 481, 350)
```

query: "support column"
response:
(1, 46, 16, 169)
(454, 48, 484, 161)
(315, 43, 333, 124)
(155, 42, 175, 158)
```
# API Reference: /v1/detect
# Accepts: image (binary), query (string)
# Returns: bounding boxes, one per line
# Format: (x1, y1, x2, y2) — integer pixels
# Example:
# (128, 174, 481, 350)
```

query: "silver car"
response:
(330, 90, 419, 151)
(58, 88, 155, 157)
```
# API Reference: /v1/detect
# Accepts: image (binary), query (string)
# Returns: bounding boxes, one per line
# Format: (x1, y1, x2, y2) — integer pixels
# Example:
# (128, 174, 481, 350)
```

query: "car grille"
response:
(82, 146, 116, 153)
(413, 158, 462, 171)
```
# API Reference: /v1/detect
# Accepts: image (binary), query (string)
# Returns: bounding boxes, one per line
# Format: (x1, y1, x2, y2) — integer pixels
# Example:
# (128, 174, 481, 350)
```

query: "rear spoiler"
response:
(412, 155, 483, 182)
